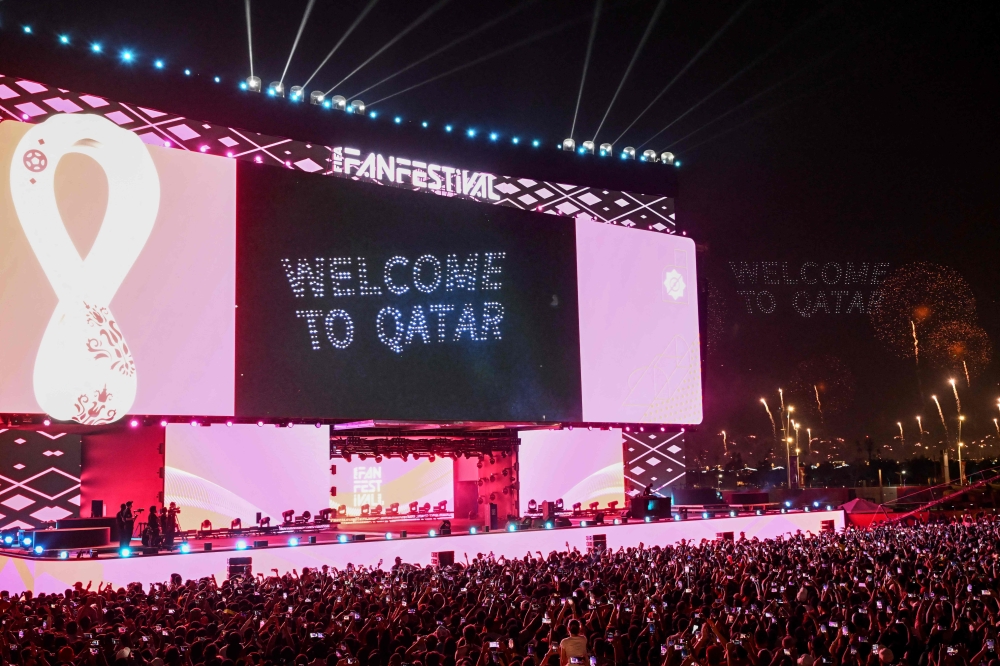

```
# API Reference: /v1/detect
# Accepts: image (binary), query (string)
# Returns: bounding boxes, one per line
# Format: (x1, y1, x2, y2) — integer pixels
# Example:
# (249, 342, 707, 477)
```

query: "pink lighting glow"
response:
(43, 419, 51, 426)
(226, 151, 233, 158)
(254, 155, 262, 163)
(199, 145, 208, 152)
(130, 419, 138, 427)
(163, 140, 172, 147)
(160, 420, 168, 427)
(226, 420, 233, 427)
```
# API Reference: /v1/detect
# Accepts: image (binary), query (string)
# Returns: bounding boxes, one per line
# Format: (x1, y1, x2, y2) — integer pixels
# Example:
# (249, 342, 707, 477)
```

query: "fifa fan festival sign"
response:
(0, 111, 703, 427)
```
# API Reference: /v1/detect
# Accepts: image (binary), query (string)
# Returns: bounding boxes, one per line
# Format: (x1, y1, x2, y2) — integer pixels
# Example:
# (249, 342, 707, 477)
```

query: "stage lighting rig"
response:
(622, 146, 636, 160)
(642, 149, 658, 162)
(268, 81, 284, 97)
(660, 151, 675, 164)
(289, 86, 304, 101)
(599, 142, 613, 156)
(330, 95, 347, 110)
(349, 100, 366, 115)
(245, 76, 261, 92)
(310, 91, 325, 105)
(581, 141, 595, 154)
(561, 138, 576, 152)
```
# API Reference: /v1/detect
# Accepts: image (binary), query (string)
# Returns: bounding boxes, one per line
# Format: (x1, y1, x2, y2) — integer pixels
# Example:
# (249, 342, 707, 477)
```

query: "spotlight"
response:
(659, 151, 675, 165)
(532, 139, 540, 147)
(512, 137, 520, 144)
(226, 420, 233, 427)
(22, 537, 32, 547)
(813, 501, 820, 507)
(428, 455, 435, 463)
(338, 534, 349, 543)
(236, 540, 248, 550)
(580, 521, 587, 527)
(394, 116, 402, 124)
(269, 81, 285, 97)
(613, 518, 621, 525)
(826, 505, 833, 511)
(781, 507, 788, 514)
(349, 99, 365, 114)
(58, 550, 68, 559)
(59, 35, 70, 44)
(445, 125, 453, 132)
(160, 420, 168, 427)
(467, 128, 476, 138)
(507, 524, 516, 532)
(375, 455, 383, 463)
(622, 146, 636, 160)
(121, 50, 133, 62)
(469, 527, 477, 534)
(562, 138, 576, 152)
(91, 43, 103, 53)
(581, 140, 595, 154)
(490, 132, 498, 141)
(154, 59, 164, 69)
(675, 160, 682, 167)
(645, 516, 652, 523)
(384, 532, 393, 540)
(429, 529, 437, 537)
(246, 76, 261, 92)
(257, 421, 264, 427)
(422, 121, 428, 128)
(290, 86, 303, 101)
(730, 510, 737, 517)
(184, 69, 191, 75)
(358, 453, 367, 461)
(190, 420, 198, 427)
(214, 76, 221, 83)
(23, 26, 32, 34)
(756, 508, 763, 515)
(702, 512, 710, 519)
(330, 95, 347, 110)
(240, 82, 247, 90)
(130, 419, 138, 428)
(369, 111, 377, 118)
(784, 501, 792, 507)
(323, 99, 331, 108)
(3, 535, 12, 545)
(120, 547, 131, 558)
(642, 149, 657, 162)
(309, 91, 325, 105)
(34, 545, 43, 555)
(43, 419, 51, 426)
(288, 537, 299, 547)
(179, 542, 191, 553)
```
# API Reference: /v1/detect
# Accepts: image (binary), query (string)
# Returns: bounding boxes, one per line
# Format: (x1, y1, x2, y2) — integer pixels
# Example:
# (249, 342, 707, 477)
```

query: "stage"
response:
(0, 510, 843, 593)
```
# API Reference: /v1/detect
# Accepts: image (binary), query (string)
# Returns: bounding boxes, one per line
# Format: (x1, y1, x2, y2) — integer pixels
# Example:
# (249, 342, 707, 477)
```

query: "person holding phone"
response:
(559, 620, 588, 666)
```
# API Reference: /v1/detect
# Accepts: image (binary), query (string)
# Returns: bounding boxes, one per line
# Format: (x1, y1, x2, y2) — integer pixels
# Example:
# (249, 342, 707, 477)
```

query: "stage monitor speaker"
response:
(308, 536, 317, 544)
(91, 500, 104, 518)
(204, 543, 213, 551)
(227, 556, 252, 578)
(355, 534, 365, 541)
(253, 540, 268, 548)
(586, 534, 607, 553)
(541, 501, 556, 520)
(630, 496, 672, 520)
(431, 551, 454, 567)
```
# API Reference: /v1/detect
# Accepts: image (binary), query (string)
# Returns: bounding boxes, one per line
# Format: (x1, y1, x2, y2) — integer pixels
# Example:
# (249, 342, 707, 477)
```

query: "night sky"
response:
(2, 0, 998, 459)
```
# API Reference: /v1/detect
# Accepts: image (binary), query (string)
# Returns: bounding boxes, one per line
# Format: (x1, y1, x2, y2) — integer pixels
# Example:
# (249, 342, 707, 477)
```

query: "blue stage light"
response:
(507, 524, 516, 532)
(421, 121, 428, 128)
(813, 501, 820, 507)
(34, 545, 43, 555)
(92, 43, 103, 53)
(445, 125, 453, 132)
(512, 137, 519, 144)
(644, 516, 652, 523)
(235, 540, 247, 550)
(288, 537, 299, 547)
(240, 82, 248, 90)
(489, 133, 498, 141)
(268, 88, 276, 96)
(469, 527, 477, 534)
(323, 100, 331, 108)
(369, 111, 378, 118)
(702, 512, 710, 519)
(120, 547, 131, 558)
(545, 521, 554, 529)
(179, 542, 191, 553)
(59, 35, 70, 44)
(675, 160, 681, 167)
(467, 128, 476, 138)
(785, 500, 792, 507)
(155, 59, 164, 69)
(214, 76, 221, 83)
(338, 534, 349, 543)
(59, 551, 68, 559)
(384, 532, 393, 540)
(826, 505, 833, 511)
(23, 26, 32, 34)
(121, 50, 133, 62)
(184, 69, 191, 75)
(3, 536, 12, 545)
(394, 116, 402, 124)
(22, 537, 32, 547)
(429, 529, 437, 537)
(532, 140, 540, 147)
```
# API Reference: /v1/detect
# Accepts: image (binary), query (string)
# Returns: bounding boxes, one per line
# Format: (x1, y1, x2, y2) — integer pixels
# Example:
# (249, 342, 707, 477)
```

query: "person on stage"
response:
(146, 505, 160, 548)
(116, 502, 134, 550)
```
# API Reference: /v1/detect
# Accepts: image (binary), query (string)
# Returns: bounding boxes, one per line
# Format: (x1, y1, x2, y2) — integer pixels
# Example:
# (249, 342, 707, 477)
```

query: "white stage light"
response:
(245, 76, 261, 92)
(349, 99, 366, 115)
(330, 95, 347, 110)
(642, 149, 658, 162)
(599, 142, 612, 156)
(659, 151, 675, 164)
(268, 81, 285, 97)
(289, 86, 304, 101)
(622, 146, 636, 159)
(309, 91, 325, 105)
(581, 140, 595, 154)
(562, 138, 576, 152)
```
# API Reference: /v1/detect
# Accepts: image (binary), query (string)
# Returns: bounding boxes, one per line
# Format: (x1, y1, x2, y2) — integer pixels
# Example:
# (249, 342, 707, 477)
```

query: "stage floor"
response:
(0, 510, 844, 593)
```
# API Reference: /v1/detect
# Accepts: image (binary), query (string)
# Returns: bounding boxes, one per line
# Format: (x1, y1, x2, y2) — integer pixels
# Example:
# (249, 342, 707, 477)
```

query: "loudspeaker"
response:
(431, 551, 454, 566)
(253, 540, 268, 548)
(91, 500, 104, 518)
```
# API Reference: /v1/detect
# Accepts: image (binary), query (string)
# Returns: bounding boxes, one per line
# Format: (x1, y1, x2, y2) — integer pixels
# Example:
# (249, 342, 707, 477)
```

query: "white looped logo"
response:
(10, 114, 160, 424)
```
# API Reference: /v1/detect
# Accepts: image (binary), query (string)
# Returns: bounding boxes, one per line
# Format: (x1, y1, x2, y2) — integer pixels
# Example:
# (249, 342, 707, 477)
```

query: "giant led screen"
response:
(0, 112, 702, 425)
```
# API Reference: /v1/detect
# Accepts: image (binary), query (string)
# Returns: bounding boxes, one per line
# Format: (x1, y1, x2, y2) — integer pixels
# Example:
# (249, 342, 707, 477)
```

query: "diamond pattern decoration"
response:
(0, 430, 81, 529)
(0, 73, 677, 234)
(623, 431, 686, 499)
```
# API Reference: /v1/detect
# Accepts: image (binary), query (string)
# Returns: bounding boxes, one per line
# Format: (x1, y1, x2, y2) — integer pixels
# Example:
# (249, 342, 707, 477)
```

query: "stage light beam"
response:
(301, 0, 381, 90)
(245, 0, 255, 80)
(347, 0, 541, 100)
(279, 0, 317, 89)
(325, 0, 453, 96)
(612, 0, 754, 145)
(569, 0, 603, 141)
(589, 0, 667, 142)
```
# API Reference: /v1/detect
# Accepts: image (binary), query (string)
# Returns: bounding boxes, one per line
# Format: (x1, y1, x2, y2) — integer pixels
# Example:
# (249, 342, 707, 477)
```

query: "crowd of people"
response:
(2, 518, 1000, 666)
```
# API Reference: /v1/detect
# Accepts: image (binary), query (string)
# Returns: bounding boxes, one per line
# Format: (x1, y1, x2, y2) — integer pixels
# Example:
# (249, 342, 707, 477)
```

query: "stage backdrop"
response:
(164, 424, 329, 530)
(518, 429, 624, 510)
(0, 429, 80, 529)
(330, 457, 453, 517)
